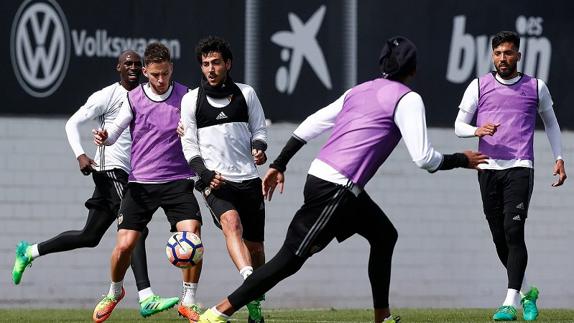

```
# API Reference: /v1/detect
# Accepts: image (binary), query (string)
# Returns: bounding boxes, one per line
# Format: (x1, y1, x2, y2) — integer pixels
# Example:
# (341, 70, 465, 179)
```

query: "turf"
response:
(0, 308, 573, 322)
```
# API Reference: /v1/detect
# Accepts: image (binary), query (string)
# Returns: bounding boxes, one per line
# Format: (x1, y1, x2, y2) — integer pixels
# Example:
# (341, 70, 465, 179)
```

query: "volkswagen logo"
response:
(10, 0, 70, 98)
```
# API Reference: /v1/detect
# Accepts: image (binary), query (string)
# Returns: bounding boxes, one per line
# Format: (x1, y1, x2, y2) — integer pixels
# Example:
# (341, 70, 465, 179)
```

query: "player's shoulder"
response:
(181, 87, 200, 106)
(236, 82, 256, 95)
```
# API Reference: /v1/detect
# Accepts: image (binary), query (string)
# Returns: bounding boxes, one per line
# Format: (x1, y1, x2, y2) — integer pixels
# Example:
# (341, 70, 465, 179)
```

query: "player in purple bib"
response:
(455, 31, 567, 321)
(197, 36, 487, 323)
(92, 43, 203, 322)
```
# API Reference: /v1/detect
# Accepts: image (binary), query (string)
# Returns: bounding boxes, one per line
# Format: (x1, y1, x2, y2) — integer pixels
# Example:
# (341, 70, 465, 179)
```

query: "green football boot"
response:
(493, 305, 518, 321)
(383, 316, 401, 323)
(139, 295, 179, 317)
(246, 295, 265, 323)
(12, 241, 33, 284)
(521, 287, 539, 321)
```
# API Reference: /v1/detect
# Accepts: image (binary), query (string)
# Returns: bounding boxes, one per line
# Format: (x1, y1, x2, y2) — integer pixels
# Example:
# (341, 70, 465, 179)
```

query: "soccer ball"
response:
(165, 232, 204, 268)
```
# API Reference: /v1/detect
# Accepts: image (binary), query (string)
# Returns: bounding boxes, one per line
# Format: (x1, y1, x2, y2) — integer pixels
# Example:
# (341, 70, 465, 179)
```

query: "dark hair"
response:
(379, 36, 417, 81)
(195, 36, 233, 64)
(492, 31, 520, 50)
(144, 42, 171, 66)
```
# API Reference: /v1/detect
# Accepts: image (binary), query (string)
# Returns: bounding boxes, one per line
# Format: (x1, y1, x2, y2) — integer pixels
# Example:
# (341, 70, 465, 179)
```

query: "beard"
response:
(495, 63, 517, 78)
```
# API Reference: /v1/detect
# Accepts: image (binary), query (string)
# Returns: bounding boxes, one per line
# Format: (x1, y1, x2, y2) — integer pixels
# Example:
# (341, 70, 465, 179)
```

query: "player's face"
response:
(201, 52, 231, 87)
(118, 53, 142, 87)
(492, 42, 521, 79)
(143, 61, 173, 95)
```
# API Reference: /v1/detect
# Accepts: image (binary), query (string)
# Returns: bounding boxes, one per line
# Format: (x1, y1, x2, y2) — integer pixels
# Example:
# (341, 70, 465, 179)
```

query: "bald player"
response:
(11, 50, 179, 318)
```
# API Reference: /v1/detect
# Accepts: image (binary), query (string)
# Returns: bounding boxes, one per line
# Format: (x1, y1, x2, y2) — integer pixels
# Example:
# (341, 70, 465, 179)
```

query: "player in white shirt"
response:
(11, 51, 180, 319)
(180, 36, 268, 323)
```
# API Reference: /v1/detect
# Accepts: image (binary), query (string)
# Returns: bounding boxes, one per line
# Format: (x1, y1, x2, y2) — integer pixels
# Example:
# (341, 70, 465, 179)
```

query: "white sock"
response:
(210, 306, 230, 319)
(181, 282, 198, 306)
(138, 287, 155, 302)
(502, 288, 520, 307)
(239, 266, 254, 280)
(30, 244, 40, 259)
(108, 281, 123, 299)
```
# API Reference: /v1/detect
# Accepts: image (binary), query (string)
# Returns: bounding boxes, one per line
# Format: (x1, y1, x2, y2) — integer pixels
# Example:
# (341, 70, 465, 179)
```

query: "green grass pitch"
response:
(0, 308, 573, 322)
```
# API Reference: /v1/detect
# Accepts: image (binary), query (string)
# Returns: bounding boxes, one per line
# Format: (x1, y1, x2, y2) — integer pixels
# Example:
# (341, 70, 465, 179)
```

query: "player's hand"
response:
(210, 172, 225, 190)
(177, 120, 185, 137)
(475, 122, 500, 137)
(92, 128, 108, 146)
(252, 149, 267, 165)
(552, 159, 567, 187)
(463, 150, 489, 170)
(77, 154, 97, 175)
(262, 168, 285, 201)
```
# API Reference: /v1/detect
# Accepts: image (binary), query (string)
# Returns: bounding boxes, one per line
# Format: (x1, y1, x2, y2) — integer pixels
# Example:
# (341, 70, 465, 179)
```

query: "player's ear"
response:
(116, 63, 121, 72)
(517, 51, 522, 62)
(225, 59, 232, 72)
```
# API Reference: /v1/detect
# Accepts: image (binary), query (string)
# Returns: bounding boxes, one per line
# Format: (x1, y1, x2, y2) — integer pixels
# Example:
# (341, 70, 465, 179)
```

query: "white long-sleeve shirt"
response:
(455, 74, 563, 170)
(293, 90, 444, 188)
(180, 83, 268, 182)
(65, 82, 131, 173)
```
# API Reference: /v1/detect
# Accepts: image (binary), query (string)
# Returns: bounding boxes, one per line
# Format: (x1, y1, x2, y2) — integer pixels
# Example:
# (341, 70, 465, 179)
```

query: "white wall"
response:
(1, 117, 572, 309)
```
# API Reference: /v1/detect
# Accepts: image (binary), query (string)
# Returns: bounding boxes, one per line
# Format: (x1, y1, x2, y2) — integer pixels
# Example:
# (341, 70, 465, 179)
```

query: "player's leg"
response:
(93, 182, 155, 323)
(199, 175, 352, 322)
(162, 179, 203, 321)
(12, 171, 120, 285)
(237, 178, 267, 323)
(128, 226, 180, 317)
(200, 183, 254, 274)
(355, 192, 399, 323)
(12, 207, 115, 285)
(502, 168, 537, 321)
(93, 228, 141, 323)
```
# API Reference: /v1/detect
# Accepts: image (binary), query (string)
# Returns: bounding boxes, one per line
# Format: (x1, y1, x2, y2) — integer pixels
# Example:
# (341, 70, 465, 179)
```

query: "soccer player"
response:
(92, 43, 203, 323)
(11, 50, 179, 318)
(197, 36, 488, 323)
(454, 31, 566, 321)
(180, 36, 268, 323)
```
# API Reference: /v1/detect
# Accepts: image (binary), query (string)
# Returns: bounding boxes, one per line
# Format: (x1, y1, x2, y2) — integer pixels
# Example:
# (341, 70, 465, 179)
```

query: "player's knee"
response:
(504, 214, 525, 247)
(221, 212, 242, 235)
(115, 238, 137, 255)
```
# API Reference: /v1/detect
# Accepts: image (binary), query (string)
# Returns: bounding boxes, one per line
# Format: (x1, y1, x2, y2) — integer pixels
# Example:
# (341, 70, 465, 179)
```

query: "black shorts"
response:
(84, 169, 128, 214)
(199, 178, 265, 242)
(118, 179, 202, 232)
(478, 167, 534, 219)
(283, 175, 381, 258)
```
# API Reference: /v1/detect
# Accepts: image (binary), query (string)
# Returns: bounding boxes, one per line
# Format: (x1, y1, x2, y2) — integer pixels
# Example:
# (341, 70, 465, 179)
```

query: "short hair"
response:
(195, 36, 233, 64)
(492, 31, 520, 50)
(144, 42, 171, 65)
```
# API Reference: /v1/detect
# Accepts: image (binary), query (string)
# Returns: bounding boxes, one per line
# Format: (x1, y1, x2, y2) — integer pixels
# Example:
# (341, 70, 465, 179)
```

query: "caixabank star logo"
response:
(11, 0, 70, 98)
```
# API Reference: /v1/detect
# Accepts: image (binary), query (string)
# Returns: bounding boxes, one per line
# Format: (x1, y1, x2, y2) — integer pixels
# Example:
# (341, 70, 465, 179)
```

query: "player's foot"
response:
(197, 308, 229, 323)
(93, 287, 125, 323)
(521, 286, 539, 321)
(12, 241, 33, 284)
(492, 305, 517, 321)
(246, 297, 264, 323)
(139, 295, 179, 318)
(383, 316, 401, 323)
(178, 303, 202, 322)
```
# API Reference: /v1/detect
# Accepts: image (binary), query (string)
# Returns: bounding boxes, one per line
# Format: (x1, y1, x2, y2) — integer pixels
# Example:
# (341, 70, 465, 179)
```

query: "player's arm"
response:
(180, 91, 223, 190)
(537, 80, 566, 187)
(395, 92, 487, 172)
(245, 86, 268, 165)
(454, 79, 499, 137)
(93, 94, 132, 146)
(65, 90, 106, 175)
(263, 90, 350, 200)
